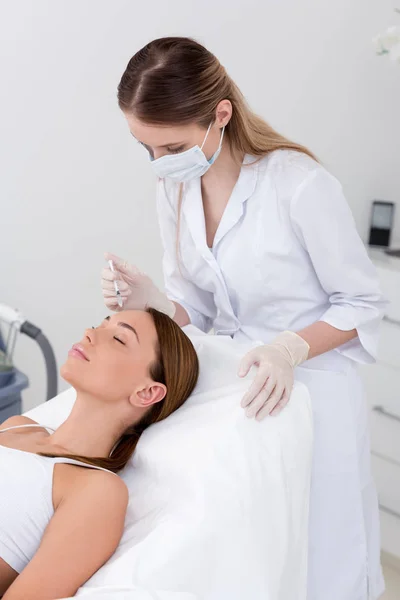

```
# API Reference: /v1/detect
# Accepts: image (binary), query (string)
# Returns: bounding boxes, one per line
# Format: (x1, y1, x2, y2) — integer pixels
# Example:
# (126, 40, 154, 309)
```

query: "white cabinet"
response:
(361, 254, 400, 561)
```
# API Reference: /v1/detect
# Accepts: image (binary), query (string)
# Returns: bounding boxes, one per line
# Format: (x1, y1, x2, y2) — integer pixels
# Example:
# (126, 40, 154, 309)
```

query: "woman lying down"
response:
(0, 308, 199, 600)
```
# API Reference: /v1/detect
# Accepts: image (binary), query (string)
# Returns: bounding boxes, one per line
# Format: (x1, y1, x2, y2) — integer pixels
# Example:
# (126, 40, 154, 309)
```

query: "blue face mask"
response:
(149, 123, 225, 182)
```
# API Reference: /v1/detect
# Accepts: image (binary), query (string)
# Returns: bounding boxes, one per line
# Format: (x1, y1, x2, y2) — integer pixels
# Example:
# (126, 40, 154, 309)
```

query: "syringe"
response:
(108, 260, 123, 308)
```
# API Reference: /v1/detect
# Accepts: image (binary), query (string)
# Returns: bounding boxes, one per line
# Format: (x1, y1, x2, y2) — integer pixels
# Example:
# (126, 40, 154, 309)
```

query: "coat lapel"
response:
(183, 155, 258, 260)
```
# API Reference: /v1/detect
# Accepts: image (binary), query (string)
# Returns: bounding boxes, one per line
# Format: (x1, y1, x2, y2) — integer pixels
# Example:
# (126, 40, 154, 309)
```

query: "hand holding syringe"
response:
(101, 253, 176, 317)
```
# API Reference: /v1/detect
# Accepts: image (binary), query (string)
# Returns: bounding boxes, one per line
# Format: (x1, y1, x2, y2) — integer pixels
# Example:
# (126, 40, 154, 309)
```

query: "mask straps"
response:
(200, 121, 225, 151)
(218, 126, 225, 150)
(200, 122, 213, 150)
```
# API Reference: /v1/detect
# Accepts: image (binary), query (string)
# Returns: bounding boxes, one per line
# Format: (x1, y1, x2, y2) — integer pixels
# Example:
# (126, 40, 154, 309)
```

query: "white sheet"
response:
(25, 326, 313, 600)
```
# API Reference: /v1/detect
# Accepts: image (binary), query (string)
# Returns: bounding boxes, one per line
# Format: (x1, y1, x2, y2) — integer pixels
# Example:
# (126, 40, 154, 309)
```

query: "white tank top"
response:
(0, 424, 115, 574)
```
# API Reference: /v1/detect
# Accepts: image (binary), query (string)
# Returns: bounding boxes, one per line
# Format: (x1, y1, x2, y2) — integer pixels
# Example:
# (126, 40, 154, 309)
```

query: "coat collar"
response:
(182, 155, 258, 257)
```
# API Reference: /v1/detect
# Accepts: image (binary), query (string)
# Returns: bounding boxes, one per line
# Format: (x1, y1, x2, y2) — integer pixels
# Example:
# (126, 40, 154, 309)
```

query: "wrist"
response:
(164, 299, 176, 319)
(148, 294, 176, 319)
(271, 331, 310, 367)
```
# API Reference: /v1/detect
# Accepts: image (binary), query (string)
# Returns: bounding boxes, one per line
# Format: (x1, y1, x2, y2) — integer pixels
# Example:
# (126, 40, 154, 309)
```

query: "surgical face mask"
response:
(149, 122, 225, 182)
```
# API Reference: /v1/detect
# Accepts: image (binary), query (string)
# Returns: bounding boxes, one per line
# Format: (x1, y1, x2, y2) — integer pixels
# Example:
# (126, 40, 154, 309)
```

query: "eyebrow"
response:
(130, 132, 184, 149)
(104, 316, 140, 343)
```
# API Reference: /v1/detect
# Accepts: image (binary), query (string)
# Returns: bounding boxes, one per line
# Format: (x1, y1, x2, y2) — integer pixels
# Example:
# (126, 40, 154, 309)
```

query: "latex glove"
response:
(238, 331, 310, 421)
(101, 253, 176, 318)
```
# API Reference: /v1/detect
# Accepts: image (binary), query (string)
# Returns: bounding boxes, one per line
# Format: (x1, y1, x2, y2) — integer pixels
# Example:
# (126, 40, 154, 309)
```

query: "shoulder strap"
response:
(0, 423, 56, 434)
(1, 423, 118, 476)
(52, 457, 117, 476)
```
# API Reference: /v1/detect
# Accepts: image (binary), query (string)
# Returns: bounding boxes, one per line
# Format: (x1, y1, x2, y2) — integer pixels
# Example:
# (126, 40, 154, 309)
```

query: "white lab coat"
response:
(156, 150, 387, 600)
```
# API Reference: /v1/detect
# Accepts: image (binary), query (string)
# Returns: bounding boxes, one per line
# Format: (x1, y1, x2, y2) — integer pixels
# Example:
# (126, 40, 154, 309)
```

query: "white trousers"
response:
(296, 363, 385, 600)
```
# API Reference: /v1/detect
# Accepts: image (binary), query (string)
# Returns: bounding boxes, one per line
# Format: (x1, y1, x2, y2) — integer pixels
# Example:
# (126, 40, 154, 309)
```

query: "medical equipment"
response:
(0, 303, 58, 406)
(108, 260, 123, 308)
(0, 330, 28, 421)
(25, 327, 313, 600)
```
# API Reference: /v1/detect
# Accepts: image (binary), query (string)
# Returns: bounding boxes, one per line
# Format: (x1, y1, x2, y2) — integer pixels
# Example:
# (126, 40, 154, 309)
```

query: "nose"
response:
(141, 143, 155, 160)
(84, 328, 95, 344)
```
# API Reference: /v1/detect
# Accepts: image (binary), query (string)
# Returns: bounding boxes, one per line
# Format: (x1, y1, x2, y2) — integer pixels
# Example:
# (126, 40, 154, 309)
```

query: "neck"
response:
(202, 139, 244, 189)
(46, 392, 133, 458)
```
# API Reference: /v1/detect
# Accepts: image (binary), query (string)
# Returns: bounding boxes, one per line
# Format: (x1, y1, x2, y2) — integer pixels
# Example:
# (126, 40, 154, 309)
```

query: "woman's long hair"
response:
(39, 308, 199, 473)
(117, 37, 316, 268)
(117, 36, 315, 160)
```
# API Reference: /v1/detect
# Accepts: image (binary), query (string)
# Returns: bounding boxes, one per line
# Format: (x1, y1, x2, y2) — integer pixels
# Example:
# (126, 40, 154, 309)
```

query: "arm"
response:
(3, 472, 128, 600)
(239, 165, 387, 419)
(290, 167, 388, 363)
(297, 321, 357, 360)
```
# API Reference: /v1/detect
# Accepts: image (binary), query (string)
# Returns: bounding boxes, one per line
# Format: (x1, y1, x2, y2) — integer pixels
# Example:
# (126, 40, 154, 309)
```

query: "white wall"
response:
(1, 0, 399, 410)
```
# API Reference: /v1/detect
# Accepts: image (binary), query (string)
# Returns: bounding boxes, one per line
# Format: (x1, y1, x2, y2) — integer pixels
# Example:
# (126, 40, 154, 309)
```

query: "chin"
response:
(60, 359, 85, 388)
(60, 363, 73, 386)
(60, 362, 120, 402)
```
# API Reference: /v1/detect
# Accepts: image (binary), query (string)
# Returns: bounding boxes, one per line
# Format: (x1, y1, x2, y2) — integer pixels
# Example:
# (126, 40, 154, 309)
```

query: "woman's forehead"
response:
(124, 113, 199, 147)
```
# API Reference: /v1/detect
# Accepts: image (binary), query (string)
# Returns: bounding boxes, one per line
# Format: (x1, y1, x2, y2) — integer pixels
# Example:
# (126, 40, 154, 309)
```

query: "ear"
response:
(215, 99, 232, 128)
(129, 382, 167, 409)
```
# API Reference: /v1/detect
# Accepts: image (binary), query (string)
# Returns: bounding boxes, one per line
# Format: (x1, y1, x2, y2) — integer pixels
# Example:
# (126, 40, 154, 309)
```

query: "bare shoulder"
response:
(66, 467, 129, 512)
(0, 415, 38, 431)
(8, 466, 129, 598)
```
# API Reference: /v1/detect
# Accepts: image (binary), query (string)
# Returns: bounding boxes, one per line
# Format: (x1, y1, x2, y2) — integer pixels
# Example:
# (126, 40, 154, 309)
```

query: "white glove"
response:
(101, 253, 176, 318)
(238, 331, 310, 421)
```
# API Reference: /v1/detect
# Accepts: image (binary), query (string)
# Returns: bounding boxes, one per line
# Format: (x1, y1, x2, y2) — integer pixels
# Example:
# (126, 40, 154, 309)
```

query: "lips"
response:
(68, 344, 90, 362)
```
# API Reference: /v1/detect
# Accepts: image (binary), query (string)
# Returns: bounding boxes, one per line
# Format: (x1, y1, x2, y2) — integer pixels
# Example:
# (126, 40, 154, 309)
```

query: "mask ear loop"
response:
(200, 122, 213, 150)
(207, 126, 226, 166)
(201, 122, 225, 152)
(218, 126, 225, 150)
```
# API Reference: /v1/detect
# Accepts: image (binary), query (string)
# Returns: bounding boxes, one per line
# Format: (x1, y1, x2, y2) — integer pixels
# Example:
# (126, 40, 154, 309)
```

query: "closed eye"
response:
(167, 146, 185, 154)
(114, 336, 125, 345)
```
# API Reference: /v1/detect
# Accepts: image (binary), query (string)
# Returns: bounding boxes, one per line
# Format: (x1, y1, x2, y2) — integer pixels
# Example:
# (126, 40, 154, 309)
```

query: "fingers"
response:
(101, 266, 118, 283)
(104, 252, 125, 266)
(240, 367, 269, 408)
(269, 389, 290, 417)
(101, 267, 133, 306)
(102, 263, 132, 310)
(104, 253, 140, 278)
(101, 275, 132, 296)
(103, 289, 131, 300)
(255, 384, 286, 421)
(104, 296, 125, 312)
(244, 376, 277, 418)
(238, 348, 259, 378)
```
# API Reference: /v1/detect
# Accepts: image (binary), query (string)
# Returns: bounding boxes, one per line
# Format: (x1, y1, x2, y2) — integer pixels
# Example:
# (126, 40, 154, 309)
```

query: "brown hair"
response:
(117, 37, 316, 268)
(117, 36, 316, 159)
(39, 308, 199, 473)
